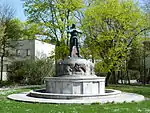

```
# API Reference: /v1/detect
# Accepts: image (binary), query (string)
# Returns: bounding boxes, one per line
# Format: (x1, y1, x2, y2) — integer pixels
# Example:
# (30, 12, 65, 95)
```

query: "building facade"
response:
(0, 39, 55, 81)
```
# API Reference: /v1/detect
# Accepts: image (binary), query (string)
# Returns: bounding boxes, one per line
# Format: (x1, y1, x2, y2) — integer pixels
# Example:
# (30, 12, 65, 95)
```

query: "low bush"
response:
(7, 58, 55, 85)
(0, 81, 12, 87)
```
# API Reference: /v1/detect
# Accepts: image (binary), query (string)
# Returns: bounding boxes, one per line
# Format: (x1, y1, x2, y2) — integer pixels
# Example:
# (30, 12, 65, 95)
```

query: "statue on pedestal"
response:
(56, 24, 95, 76)
(67, 24, 82, 57)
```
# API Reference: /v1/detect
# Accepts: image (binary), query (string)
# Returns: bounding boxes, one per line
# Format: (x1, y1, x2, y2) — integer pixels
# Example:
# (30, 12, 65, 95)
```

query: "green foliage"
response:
(0, 23, 5, 40)
(0, 3, 23, 81)
(141, 0, 150, 21)
(0, 80, 12, 87)
(24, 0, 85, 59)
(94, 62, 107, 76)
(20, 22, 44, 39)
(24, 0, 84, 41)
(128, 40, 143, 70)
(5, 19, 23, 40)
(7, 58, 55, 85)
(7, 61, 26, 84)
(0, 23, 5, 50)
(4, 19, 44, 40)
(0, 19, 24, 81)
(82, 0, 147, 73)
(55, 40, 69, 60)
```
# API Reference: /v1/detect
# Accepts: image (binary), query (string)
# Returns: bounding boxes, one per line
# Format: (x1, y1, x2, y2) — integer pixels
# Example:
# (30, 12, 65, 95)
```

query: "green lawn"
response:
(107, 84, 150, 98)
(0, 85, 150, 113)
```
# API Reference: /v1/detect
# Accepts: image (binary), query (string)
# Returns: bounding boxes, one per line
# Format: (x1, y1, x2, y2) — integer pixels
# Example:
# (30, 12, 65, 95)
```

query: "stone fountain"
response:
(8, 24, 145, 104)
(29, 24, 106, 99)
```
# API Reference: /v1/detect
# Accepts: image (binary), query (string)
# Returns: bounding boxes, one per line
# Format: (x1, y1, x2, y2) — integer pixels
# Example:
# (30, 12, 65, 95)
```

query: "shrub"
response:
(7, 58, 55, 85)
(7, 60, 26, 84)
(0, 81, 12, 87)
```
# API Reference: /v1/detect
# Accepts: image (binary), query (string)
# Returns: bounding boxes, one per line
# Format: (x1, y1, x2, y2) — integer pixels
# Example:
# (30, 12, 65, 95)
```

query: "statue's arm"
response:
(77, 29, 82, 34)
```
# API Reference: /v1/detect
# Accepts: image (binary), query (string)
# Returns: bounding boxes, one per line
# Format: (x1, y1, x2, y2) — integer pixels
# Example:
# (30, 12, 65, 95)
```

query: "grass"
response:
(0, 85, 150, 113)
(107, 84, 150, 98)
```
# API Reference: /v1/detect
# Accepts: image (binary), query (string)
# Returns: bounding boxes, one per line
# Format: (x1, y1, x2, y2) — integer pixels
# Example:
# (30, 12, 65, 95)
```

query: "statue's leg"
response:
(76, 39, 80, 57)
(70, 37, 73, 57)
(77, 47, 79, 57)
(70, 45, 73, 57)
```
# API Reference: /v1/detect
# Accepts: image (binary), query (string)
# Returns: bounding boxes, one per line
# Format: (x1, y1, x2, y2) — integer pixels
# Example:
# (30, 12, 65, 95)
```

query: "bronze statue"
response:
(68, 24, 82, 57)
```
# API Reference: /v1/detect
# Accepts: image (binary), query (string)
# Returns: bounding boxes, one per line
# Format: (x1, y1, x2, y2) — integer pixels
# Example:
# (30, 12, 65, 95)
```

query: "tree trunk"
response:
(120, 70, 123, 84)
(117, 71, 120, 84)
(143, 45, 146, 85)
(112, 71, 116, 84)
(0, 37, 6, 81)
(126, 70, 130, 85)
(105, 72, 111, 86)
(0, 56, 4, 81)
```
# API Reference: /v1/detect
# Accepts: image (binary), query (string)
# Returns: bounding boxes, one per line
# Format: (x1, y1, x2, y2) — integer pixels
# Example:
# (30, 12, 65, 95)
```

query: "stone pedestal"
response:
(45, 57, 106, 98)
(45, 76, 105, 95)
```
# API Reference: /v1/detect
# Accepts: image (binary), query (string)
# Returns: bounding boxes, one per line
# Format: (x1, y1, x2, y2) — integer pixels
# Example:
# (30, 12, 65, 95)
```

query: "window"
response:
(16, 49, 21, 56)
(5, 64, 8, 72)
(26, 49, 31, 56)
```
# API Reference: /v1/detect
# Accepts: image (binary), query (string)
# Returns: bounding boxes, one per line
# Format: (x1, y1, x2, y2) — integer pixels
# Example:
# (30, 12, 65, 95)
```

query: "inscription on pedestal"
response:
(73, 82, 81, 94)
(62, 82, 72, 94)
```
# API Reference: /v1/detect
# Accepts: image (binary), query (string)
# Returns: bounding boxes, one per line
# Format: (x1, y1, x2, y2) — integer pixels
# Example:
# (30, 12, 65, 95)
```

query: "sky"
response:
(0, 0, 144, 22)
(0, 0, 26, 21)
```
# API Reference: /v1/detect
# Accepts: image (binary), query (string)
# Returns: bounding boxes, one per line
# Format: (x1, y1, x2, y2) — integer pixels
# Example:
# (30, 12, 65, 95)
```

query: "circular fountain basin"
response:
(7, 89, 145, 104)
(7, 75, 145, 104)
(27, 89, 121, 99)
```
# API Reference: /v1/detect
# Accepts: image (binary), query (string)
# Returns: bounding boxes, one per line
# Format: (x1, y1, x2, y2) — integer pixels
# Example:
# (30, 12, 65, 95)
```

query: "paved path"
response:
(8, 92, 145, 104)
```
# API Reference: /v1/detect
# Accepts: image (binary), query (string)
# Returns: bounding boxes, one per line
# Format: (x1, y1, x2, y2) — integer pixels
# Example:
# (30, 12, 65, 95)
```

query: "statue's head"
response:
(71, 24, 76, 29)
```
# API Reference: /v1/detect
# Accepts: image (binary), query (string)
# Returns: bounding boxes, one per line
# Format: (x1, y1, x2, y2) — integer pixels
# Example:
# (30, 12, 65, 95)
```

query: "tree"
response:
(18, 21, 46, 40)
(82, 0, 148, 85)
(0, 4, 23, 81)
(24, 0, 84, 59)
(140, 0, 150, 84)
(0, 23, 6, 81)
(142, 0, 150, 16)
(141, 0, 150, 40)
